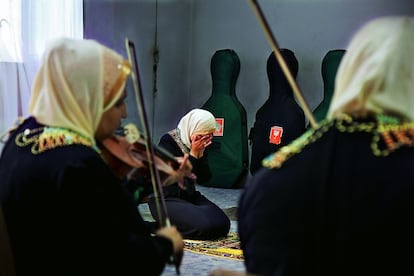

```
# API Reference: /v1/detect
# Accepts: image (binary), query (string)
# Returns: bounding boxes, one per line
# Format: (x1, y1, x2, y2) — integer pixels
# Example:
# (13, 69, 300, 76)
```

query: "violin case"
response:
(248, 49, 306, 174)
(312, 49, 346, 123)
(201, 49, 249, 188)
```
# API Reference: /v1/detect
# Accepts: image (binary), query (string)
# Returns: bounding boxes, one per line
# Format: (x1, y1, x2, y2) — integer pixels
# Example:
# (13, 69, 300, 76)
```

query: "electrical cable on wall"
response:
(151, 0, 159, 138)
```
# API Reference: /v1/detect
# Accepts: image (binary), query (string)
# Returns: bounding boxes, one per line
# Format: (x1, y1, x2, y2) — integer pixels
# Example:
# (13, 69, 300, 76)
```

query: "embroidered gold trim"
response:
(168, 129, 189, 154)
(262, 114, 414, 169)
(15, 126, 99, 154)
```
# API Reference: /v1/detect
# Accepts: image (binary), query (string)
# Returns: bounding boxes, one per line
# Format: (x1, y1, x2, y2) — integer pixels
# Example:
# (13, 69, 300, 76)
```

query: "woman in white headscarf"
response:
(0, 37, 183, 276)
(234, 16, 414, 276)
(148, 108, 231, 240)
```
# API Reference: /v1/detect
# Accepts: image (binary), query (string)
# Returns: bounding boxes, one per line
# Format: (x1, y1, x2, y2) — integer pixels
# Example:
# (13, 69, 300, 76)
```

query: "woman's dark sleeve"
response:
(158, 134, 182, 157)
(189, 154, 212, 184)
(59, 151, 173, 275)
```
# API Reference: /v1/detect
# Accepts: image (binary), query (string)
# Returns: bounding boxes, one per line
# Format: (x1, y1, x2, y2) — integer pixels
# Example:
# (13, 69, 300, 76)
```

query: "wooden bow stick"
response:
(125, 38, 182, 275)
(249, 0, 319, 129)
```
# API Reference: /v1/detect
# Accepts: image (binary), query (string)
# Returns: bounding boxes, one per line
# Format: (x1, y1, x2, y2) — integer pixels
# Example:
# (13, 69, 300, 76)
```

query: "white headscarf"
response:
(327, 16, 414, 122)
(29, 38, 131, 141)
(177, 108, 216, 149)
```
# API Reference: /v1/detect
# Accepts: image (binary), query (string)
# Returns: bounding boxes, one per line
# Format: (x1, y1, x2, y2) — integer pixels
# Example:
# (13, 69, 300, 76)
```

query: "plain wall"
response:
(189, 0, 414, 126)
(84, 0, 194, 139)
(84, 0, 414, 161)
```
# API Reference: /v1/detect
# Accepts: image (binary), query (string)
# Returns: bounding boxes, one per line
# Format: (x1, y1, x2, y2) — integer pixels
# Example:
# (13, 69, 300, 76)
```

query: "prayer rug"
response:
(184, 231, 244, 261)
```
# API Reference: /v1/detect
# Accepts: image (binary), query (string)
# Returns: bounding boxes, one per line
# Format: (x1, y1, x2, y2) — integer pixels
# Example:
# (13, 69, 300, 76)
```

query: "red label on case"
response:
(214, 118, 224, 136)
(269, 126, 283, 145)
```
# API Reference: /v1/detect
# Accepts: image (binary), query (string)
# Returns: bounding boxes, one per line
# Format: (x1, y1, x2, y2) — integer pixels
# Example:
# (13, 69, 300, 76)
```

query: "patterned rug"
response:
(184, 231, 244, 261)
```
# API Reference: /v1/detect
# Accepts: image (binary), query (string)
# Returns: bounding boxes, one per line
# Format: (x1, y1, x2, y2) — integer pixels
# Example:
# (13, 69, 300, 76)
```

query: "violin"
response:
(101, 123, 189, 185)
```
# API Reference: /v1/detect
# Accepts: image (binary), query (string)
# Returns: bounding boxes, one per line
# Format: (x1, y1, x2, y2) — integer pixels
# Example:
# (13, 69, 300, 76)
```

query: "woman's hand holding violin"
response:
(101, 123, 194, 187)
(156, 225, 184, 255)
(162, 153, 193, 187)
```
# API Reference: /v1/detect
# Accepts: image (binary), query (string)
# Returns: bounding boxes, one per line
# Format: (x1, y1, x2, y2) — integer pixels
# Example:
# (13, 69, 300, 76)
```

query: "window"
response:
(23, 0, 83, 59)
(0, 0, 22, 62)
(0, 0, 83, 150)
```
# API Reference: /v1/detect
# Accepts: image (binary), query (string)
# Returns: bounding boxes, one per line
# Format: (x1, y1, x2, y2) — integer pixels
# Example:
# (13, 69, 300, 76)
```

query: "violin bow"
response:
(248, 0, 319, 129)
(125, 38, 182, 274)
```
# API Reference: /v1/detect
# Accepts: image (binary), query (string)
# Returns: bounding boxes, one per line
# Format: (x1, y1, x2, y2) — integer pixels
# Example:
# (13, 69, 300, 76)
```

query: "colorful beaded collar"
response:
(15, 124, 99, 154)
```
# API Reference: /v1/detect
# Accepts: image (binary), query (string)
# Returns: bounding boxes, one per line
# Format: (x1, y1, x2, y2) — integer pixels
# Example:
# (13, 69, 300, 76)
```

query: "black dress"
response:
(148, 133, 230, 240)
(0, 117, 173, 276)
(239, 116, 414, 276)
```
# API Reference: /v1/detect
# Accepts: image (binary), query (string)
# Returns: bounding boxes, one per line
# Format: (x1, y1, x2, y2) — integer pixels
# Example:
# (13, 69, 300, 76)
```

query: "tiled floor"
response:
(138, 185, 246, 275)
